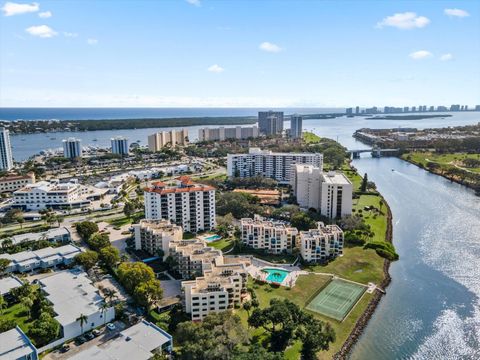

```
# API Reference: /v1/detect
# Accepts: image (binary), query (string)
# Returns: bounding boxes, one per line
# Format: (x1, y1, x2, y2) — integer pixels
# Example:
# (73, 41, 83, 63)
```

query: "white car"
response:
(106, 323, 116, 331)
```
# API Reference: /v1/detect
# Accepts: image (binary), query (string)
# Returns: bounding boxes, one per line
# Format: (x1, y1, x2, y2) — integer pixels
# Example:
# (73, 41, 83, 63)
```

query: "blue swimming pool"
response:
(263, 268, 290, 283)
(204, 234, 222, 242)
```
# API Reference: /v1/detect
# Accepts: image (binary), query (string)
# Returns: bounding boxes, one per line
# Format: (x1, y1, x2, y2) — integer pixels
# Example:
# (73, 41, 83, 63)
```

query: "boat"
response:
(93, 138, 98, 141)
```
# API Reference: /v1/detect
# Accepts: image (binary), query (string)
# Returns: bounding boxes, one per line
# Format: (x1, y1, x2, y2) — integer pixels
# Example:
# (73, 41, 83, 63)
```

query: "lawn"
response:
(403, 152, 480, 173)
(303, 131, 322, 144)
(2, 302, 33, 334)
(208, 238, 234, 251)
(341, 164, 364, 192)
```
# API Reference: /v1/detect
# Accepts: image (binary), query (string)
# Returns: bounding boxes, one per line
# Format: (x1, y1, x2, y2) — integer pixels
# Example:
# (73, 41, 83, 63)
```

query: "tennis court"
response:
(305, 279, 366, 321)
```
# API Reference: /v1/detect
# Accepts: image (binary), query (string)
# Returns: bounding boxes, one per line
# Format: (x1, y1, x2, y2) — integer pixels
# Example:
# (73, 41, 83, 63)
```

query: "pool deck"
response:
(245, 257, 303, 287)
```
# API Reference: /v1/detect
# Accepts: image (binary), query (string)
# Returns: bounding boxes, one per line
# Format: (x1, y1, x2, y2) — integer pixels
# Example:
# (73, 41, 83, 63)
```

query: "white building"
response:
(290, 114, 303, 139)
(38, 270, 115, 350)
(148, 129, 188, 152)
(13, 180, 91, 210)
(68, 320, 172, 360)
(182, 263, 247, 321)
(291, 165, 353, 219)
(0, 244, 82, 273)
(0, 326, 38, 360)
(299, 222, 344, 262)
(6, 227, 71, 247)
(111, 136, 129, 155)
(227, 148, 323, 184)
(0, 276, 24, 296)
(240, 215, 298, 254)
(134, 219, 183, 258)
(0, 172, 35, 193)
(198, 126, 259, 141)
(62, 138, 82, 159)
(0, 127, 14, 171)
(144, 176, 216, 233)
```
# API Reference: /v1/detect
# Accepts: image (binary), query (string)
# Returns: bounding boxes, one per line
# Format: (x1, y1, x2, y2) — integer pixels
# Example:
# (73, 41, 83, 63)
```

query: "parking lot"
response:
(43, 321, 126, 360)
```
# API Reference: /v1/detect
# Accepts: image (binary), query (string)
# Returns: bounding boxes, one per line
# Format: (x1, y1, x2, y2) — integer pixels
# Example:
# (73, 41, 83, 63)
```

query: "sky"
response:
(0, 0, 479, 108)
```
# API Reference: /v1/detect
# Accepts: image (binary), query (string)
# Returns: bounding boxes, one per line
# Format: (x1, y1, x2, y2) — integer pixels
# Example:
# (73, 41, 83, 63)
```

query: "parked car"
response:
(92, 329, 101, 337)
(60, 344, 70, 353)
(107, 323, 116, 331)
(75, 336, 86, 345)
(85, 332, 95, 341)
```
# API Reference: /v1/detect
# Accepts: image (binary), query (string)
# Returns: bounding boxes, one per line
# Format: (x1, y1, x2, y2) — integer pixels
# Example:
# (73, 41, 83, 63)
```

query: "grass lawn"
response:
(303, 131, 322, 144)
(403, 152, 480, 173)
(341, 164, 364, 192)
(2, 302, 33, 334)
(208, 238, 234, 251)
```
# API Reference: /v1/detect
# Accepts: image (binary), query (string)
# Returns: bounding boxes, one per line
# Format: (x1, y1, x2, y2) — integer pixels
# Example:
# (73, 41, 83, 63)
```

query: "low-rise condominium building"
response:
(227, 147, 323, 184)
(148, 129, 188, 151)
(299, 222, 344, 263)
(0, 326, 38, 360)
(240, 214, 298, 254)
(198, 126, 259, 141)
(144, 176, 216, 233)
(0, 244, 81, 273)
(291, 164, 353, 219)
(182, 263, 247, 321)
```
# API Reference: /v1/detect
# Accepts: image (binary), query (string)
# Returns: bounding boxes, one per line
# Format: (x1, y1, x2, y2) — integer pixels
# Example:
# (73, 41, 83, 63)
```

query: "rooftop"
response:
(321, 171, 352, 185)
(39, 270, 105, 326)
(9, 227, 70, 246)
(183, 263, 247, 294)
(246, 147, 322, 157)
(0, 326, 37, 360)
(138, 219, 182, 236)
(68, 321, 171, 360)
(0, 276, 23, 295)
(0, 244, 81, 264)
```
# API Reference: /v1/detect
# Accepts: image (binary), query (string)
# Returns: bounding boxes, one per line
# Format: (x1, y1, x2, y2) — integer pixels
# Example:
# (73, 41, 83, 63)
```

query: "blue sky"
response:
(1, 0, 479, 107)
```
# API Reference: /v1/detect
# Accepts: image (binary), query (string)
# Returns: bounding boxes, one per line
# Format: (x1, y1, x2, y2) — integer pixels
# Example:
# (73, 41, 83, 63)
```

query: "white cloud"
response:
(259, 41, 283, 53)
(440, 53, 453, 61)
(38, 10, 51, 18)
(25, 25, 57, 38)
(444, 8, 469, 18)
(409, 50, 433, 60)
(207, 64, 224, 73)
(377, 12, 430, 29)
(186, 0, 200, 6)
(63, 32, 78, 38)
(87, 38, 98, 45)
(2, 2, 39, 16)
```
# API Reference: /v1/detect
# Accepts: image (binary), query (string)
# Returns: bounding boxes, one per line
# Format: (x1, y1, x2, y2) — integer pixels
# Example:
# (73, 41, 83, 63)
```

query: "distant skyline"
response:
(1, 0, 479, 107)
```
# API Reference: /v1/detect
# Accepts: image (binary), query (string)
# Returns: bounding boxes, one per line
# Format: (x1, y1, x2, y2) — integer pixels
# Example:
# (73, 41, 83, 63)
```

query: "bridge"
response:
(347, 148, 400, 159)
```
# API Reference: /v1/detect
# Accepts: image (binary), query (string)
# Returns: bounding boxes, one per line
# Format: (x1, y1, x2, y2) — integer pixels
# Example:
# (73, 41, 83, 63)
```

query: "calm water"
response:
(3, 108, 480, 358)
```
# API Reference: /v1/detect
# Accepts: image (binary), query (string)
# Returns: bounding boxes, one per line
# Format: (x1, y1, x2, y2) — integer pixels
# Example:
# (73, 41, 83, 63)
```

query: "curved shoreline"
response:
(333, 196, 393, 360)
(401, 157, 479, 195)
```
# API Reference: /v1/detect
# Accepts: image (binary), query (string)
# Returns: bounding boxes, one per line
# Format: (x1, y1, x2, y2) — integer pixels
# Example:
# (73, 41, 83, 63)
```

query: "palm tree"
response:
(76, 314, 88, 335)
(104, 289, 117, 305)
(100, 301, 110, 325)
(21, 297, 34, 319)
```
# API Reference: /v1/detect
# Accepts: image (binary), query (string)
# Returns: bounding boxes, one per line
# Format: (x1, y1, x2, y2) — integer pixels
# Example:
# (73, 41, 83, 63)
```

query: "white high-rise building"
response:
(134, 219, 183, 258)
(299, 222, 344, 263)
(144, 176, 216, 233)
(62, 138, 82, 159)
(227, 148, 323, 184)
(291, 164, 353, 219)
(290, 114, 303, 139)
(240, 215, 298, 254)
(198, 126, 259, 141)
(0, 127, 14, 171)
(148, 129, 188, 151)
(111, 136, 129, 155)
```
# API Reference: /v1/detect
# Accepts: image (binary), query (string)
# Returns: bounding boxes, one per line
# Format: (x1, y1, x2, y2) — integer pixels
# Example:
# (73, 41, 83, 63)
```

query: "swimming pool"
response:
(204, 234, 222, 242)
(263, 268, 290, 283)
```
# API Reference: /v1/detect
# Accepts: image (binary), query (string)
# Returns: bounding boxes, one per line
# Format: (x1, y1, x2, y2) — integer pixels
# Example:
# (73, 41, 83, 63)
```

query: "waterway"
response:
(5, 109, 480, 358)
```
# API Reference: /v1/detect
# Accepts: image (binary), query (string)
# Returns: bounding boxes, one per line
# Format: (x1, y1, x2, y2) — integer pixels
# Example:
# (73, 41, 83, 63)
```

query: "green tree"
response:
(299, 317, 335, 360)
(100, 301, 110, 325)
(74, 250, 98, 271)
(233, 345, 283, 360)
(290, 212, 316, 231)
(21, 297, 34, 319)
(360, 173, 368, 192)
(29, 313, 60, 346)
(133, 279, 163, 309)
(75, 221, 99, 241)
(216, 192, 262, 218)
(0, 258, 11, 276)
(99, 246, 120, 268)
(87, 232, 110, 251)
(0, 295, 6, 315)
(123, 202, 136, 218)
(117, 262, 156, 293)
(76, 313, 88, 335)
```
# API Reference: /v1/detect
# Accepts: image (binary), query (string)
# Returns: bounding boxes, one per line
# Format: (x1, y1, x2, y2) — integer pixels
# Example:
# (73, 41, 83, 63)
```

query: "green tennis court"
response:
(305, 279, 366, 321)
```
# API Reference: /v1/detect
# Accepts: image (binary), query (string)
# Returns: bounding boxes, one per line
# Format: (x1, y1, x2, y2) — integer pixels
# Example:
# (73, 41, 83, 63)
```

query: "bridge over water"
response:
(347, 148, 400, 159)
